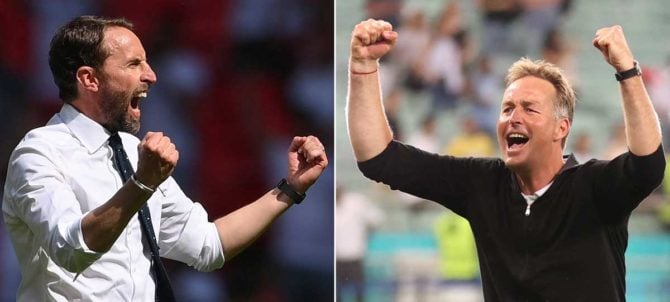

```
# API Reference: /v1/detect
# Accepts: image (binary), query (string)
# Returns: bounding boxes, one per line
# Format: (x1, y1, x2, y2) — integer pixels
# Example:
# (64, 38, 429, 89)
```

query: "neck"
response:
(70, 97, 106, 126)
(513, 155, 565, 195)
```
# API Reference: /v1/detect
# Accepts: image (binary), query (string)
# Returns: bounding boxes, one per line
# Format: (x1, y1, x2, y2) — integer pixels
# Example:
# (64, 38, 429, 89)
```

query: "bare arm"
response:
(346, 19, 398, 161)
(81, 183, 152, 252)
(215, 136, 328, 260)
(214, 189, 290, 260)
(593, 25, 662, 156)
(82, 132, 178, 252)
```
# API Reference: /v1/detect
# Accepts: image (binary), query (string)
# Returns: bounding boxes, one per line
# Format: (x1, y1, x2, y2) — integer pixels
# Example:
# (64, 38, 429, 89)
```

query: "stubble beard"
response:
(99, 83, 140, 134)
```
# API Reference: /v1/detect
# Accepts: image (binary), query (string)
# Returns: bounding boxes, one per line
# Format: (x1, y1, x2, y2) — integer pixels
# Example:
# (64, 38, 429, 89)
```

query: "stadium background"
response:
(0, 0, 333, 301)
(336, 0, 670, 301)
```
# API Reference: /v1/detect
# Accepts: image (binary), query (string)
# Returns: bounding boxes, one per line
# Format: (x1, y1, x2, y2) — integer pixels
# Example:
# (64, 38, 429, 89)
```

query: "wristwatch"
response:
(615, 60, 641, 82)
(276, 178, 306, 204)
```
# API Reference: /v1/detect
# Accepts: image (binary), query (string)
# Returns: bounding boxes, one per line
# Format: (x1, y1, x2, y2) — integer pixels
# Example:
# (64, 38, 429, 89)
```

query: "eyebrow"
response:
(502, 99, 539, 107)
(126, 57, 144, 65)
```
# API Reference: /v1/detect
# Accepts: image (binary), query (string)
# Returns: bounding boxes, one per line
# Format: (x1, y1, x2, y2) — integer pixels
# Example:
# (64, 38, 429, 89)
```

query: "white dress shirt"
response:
(2, 104, 225, 301)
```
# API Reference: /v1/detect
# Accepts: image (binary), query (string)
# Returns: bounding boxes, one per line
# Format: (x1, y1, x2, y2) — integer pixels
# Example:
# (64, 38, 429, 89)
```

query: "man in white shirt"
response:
(2, 15, 328, 301)
(335, 186, 384, 302)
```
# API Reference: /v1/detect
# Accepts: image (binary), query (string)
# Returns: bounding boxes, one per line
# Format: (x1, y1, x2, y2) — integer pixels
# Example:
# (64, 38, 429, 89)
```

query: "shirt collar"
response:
(558, 153, 579, 174)
(59, 103, 113, 153)
(510, 153, 580, 195)
(523, 181, 553, 199)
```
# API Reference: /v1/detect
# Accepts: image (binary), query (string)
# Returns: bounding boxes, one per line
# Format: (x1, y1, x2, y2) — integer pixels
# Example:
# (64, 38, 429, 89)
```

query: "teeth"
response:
(508, 133, 527, 139)
(137, 92, 147, 98)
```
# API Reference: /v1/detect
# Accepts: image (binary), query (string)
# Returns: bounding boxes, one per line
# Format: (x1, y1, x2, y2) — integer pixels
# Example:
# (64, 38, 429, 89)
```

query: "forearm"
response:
(620, 76, 662, 155)
(346, 58, 394, 161)
(81, 181, 151, 252)
(214, 189, 292, 260)
(592, 25, 662, 155)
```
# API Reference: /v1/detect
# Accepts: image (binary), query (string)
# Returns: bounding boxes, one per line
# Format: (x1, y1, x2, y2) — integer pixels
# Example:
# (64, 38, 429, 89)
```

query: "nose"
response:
(505, 108, 522, 126)
(141, 62, 157, 85)
(510, 109, 520, 121)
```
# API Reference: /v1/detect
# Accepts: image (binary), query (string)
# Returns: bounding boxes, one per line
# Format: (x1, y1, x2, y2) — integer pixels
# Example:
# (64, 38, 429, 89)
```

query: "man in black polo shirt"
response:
(346, 20, 664, 301)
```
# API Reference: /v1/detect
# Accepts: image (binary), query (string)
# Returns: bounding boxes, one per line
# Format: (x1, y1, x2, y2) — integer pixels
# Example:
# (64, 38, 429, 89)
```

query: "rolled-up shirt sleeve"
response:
(157, 177, 225, 272)
(4, 142, 103, 273)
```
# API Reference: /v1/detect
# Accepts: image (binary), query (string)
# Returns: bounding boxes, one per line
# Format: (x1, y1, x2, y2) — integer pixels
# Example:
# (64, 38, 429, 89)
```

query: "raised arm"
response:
(593, 25, 662, 156)
(214, 136, 327, 260)
(346, 19, 398, 161)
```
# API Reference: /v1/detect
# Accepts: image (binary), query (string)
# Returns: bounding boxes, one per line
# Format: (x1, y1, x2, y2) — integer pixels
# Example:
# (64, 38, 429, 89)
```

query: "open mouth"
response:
(506, 133, 529, 150)
(130, 91, 147, 110)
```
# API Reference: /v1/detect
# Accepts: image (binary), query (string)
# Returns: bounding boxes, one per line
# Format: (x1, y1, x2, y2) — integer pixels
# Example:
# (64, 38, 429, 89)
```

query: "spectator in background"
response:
(519, 0, 568, 57)
(476, 0, 521, 56)
(365, 0, 404, 27)
(407, 114, 440, 154)
(466, 55, 503, 135)
(571, 132, 595, 163)
(443, 116, 496, 157)
(644, 56, 670, 148)
(392, 8, 431, 93)
(400, 114, 441, 211)
(418, 1, 466, 111)
(603, 122, 628, 160)
(433, 211, 481, 302)
(541, 28, 579, 88)
(336, 185, 385, 302)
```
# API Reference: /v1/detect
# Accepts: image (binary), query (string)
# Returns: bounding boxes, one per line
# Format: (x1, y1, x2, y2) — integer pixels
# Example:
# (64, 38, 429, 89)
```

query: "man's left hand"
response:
(593, 25, 635, 72)
(286, 136, 328, 194)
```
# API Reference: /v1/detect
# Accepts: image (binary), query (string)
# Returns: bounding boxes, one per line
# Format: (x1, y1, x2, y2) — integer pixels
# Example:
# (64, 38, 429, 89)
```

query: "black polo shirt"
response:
(358, 140, 665, 301)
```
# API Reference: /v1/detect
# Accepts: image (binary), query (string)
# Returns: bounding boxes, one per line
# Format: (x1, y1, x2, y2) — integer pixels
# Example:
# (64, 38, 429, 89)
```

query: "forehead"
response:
(502, 76, 556, 106)
(101, 26, 145, 62)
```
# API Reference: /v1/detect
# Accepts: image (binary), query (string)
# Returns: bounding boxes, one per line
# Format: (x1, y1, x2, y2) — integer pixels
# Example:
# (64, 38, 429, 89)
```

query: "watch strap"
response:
(615, 60, 641, 82)
(277, 178, 306, 204)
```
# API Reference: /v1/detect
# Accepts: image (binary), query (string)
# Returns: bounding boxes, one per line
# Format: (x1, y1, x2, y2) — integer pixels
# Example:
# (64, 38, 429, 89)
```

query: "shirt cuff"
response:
(72, 214, 104, 255)
(48, 213, 103, 274)
(162, 203, 225, 272)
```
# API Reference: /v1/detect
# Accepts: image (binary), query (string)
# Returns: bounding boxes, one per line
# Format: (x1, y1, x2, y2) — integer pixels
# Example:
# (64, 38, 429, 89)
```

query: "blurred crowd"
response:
(337, 0, 670, 301)
(371, 0, 576, 141)
(0, 1, 333, 301)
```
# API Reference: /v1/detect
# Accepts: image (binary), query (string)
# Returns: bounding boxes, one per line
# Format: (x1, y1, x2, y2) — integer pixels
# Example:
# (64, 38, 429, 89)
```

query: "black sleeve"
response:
(357, 140, 502, 217)
(592, 144, 665, 222)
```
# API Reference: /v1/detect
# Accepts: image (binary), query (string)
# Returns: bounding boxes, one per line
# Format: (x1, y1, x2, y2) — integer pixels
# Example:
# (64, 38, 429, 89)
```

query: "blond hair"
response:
(505, 58, 576, 123)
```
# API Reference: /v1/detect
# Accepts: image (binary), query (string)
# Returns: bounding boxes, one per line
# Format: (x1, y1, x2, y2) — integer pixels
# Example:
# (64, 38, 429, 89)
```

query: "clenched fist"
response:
(593, 25, 635, 72)
(350, 19, 398, 74)
(135, 132, 179, 189)
(286, 136, 328, 194)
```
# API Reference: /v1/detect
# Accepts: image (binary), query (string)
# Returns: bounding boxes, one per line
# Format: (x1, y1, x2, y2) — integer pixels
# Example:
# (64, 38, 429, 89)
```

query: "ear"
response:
(554, 118, 570, 143)
(76, 66, 100, 93)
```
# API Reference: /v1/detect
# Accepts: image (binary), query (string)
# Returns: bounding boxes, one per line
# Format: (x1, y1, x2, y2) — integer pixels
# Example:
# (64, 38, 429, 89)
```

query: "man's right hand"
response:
(350, 19, 398, 73)
(135, 132, 179, 189)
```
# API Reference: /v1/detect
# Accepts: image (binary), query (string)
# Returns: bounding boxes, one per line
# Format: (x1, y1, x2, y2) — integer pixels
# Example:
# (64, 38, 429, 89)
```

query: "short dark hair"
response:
(48, 16, 134, 103)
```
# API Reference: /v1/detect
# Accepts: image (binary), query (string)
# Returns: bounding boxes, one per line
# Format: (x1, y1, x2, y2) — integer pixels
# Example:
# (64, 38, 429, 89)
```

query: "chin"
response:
(503, 157, 528, 172)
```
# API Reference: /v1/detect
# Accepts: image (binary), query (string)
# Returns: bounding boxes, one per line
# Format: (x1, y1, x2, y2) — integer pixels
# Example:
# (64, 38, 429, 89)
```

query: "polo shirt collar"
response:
(509, 154, 580, 194)
(558, 153, 579, 174)
(59, 103, 113, 153)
